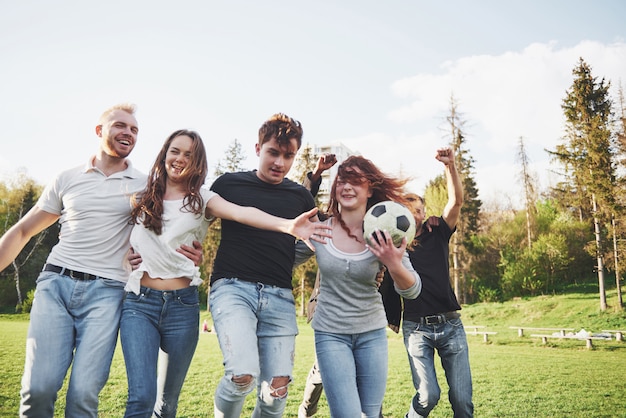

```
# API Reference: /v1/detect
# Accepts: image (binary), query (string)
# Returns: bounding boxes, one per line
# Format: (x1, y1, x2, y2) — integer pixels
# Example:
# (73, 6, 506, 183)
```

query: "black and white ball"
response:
(363, 201, 416, 247)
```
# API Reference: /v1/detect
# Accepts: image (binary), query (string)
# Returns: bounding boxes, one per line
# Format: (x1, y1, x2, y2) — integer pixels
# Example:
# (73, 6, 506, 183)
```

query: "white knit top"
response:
(125, 186, 216, 294)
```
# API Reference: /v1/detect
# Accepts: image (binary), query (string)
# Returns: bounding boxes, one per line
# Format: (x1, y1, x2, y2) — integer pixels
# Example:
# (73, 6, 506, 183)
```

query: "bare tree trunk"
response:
(592, 194, 607, 311)
(517, 136, 535, 250)
(612, 215, 623, 309)
(452, 231, 462, 303)
(525, 209, 532, 251)
(12, 260, 22, 307)
(4, 195, 48, 311)
(10, 230, 46, 311)
(300, 274, 305, 317)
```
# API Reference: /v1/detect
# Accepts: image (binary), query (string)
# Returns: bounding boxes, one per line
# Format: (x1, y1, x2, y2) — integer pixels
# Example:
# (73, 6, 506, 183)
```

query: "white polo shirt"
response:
(37, 158, 147, 283)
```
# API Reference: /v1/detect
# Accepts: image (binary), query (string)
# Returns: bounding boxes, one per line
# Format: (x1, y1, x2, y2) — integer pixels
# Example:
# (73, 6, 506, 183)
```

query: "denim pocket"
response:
(101, 277, 125, 289)
(448, 318, 464, 329)
(35, 271, 56, 284)
(177, 289, 199, 307)
(124, 291, 144, 303)
(209, 277, 235, 293)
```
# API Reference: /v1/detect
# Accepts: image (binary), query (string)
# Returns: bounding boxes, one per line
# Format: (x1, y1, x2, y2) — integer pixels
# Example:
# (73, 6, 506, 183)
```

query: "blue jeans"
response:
(209, 278, 298, 418)
(314, 328, 388, 418)
(120, 286, 199, 418)
(402, 318, 474, 418)
(20, 271, 125, 418)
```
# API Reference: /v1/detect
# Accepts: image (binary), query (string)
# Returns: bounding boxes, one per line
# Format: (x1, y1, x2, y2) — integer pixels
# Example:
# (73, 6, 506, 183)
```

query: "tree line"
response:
(1, 58, 623, 313)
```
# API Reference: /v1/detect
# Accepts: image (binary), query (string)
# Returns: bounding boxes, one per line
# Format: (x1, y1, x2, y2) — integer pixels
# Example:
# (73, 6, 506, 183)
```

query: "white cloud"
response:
(385, 40, 626, 207)
(3, 36, 625, 213)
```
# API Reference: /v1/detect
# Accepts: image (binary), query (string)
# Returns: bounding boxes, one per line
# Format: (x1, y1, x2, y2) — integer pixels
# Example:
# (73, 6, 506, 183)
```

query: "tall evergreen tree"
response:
(550, 58, 616, 311)
(213, 138, 246, 178)
(611, 84, 626, 308)
(445, 95, 482, 303)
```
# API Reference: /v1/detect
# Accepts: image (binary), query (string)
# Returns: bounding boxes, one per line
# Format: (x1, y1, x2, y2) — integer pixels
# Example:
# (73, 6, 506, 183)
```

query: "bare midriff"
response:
(140, 272, 192, 290)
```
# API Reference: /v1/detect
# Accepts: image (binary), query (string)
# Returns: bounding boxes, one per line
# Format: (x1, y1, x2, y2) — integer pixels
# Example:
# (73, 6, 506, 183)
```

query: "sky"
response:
(1, 0, 625, 209)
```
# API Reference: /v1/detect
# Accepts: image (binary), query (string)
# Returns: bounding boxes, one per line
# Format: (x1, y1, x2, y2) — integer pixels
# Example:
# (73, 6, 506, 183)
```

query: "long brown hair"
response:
(327, 155, 412, 242)
(131, 129, 208, 235)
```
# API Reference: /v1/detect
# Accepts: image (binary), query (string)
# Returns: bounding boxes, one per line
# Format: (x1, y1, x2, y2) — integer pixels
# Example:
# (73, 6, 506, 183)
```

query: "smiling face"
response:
(165, 134, 193, 183)
(255, 135, 298, 184)
(96, 109, 138, 159)
(335, 166, 372, 212)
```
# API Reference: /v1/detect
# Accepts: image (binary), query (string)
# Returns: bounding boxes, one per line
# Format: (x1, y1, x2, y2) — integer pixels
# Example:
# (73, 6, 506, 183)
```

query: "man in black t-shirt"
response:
(382, 147, 474, 418)
(209, 113, 316, 418)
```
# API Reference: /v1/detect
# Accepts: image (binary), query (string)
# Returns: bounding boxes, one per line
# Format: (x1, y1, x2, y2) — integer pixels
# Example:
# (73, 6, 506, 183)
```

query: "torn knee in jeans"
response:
(259, 376, 291, 403)
(269, 376, 291, 399)
(231, 374, 255, 392)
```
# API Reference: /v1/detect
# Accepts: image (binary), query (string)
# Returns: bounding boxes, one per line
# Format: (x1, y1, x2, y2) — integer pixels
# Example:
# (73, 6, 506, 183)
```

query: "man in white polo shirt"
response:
(0, 103, 197, 418)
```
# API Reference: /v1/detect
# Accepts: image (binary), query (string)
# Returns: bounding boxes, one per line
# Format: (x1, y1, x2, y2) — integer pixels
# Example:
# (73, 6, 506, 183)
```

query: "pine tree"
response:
(550, 58, 616, 310)
(611, 84, 626, 309)
(445, 95, 482, 303)
(214, 138, 246, 177)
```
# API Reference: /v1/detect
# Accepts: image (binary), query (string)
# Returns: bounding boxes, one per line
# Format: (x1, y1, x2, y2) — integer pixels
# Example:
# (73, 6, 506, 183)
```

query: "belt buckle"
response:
(424, 315, 442, 325)
(69, 270, 84, 280)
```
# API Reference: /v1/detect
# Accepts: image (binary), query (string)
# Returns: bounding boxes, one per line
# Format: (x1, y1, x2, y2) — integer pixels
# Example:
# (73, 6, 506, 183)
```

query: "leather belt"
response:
(43, 264, 102, 281)
(418, 311, 460, 325)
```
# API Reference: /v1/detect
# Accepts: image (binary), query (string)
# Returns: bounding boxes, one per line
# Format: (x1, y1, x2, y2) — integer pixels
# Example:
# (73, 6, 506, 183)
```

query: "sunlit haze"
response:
(1, 1, 625, 208)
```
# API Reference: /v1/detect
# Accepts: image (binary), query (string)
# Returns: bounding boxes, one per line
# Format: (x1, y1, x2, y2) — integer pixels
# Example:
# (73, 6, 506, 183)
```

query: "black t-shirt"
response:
(380, 216, 463, 325)
(402, 216, 462, 321)
(210, 170, 316, 289)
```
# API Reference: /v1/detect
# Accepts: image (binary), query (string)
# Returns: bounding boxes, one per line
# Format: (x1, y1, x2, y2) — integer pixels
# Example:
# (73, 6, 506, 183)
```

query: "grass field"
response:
(1, 289, 625, 417)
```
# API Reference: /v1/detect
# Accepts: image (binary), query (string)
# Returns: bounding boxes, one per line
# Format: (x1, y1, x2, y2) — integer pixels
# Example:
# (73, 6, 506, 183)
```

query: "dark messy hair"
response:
(258, 113, 303, 149)
(130, 129, 208, 235)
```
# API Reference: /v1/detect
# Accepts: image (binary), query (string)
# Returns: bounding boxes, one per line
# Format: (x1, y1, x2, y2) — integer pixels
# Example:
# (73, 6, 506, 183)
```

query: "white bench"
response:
(601, 330, 625, 342)
(530, 333, 607, 349)
(464, 325, 486, 332)
(510, 326, 575, 338)
(464, 326, 497, 342)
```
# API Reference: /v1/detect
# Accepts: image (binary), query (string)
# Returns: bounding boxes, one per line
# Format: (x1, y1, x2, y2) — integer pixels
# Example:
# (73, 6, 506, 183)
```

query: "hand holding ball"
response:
(363, 201, 416, 247)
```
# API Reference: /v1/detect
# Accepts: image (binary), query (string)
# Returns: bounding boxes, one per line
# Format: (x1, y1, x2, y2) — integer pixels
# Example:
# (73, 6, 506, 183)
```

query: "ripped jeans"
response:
(209, 278, 298, 418)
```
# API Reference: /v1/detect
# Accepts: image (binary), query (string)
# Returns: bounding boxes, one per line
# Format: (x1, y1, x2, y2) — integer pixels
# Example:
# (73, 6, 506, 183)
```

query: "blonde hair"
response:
(98, 103, 137, 125)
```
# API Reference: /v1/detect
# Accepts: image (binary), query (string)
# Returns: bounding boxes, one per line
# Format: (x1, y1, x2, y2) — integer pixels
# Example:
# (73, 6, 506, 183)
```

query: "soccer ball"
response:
(363, 201, 416, 247)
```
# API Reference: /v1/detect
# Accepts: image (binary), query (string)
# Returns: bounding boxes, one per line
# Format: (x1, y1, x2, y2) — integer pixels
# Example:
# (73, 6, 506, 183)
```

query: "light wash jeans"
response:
(402, 318, 474, 418)
(19, 271, 125, 418)
(119, 286, 199, 418)
(314, 328, 388, 418)
(209, 278, 298, 418)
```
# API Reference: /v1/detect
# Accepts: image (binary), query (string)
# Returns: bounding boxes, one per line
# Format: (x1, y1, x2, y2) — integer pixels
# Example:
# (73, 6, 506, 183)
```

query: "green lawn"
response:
(1, 290, 625, 417)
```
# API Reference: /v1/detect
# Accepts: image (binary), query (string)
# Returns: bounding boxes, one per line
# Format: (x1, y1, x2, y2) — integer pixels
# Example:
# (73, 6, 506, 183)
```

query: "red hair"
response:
(328, 155, 413, 242)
